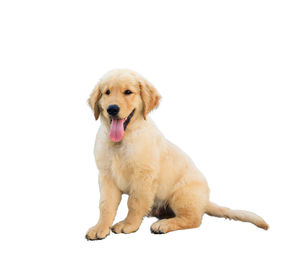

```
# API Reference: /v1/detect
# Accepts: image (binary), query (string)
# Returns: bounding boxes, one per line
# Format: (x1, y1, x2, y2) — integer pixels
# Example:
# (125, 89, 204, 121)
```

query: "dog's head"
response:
(88, 69, 161, 142)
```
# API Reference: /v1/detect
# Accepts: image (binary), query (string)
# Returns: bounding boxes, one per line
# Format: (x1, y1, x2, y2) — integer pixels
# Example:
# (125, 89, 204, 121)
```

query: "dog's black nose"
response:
(107, 105, 120, 116)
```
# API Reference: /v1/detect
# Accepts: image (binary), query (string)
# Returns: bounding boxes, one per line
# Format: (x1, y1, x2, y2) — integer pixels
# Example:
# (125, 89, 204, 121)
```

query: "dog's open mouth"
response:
(109, 109, 135, 142)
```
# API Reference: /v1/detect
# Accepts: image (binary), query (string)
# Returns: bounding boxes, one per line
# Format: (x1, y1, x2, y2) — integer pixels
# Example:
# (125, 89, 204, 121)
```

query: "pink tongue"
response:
(109, 119, 125, 142)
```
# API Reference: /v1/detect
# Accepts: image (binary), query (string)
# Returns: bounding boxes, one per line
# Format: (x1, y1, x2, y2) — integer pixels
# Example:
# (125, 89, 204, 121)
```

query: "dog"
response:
(85, 69, 269, 240)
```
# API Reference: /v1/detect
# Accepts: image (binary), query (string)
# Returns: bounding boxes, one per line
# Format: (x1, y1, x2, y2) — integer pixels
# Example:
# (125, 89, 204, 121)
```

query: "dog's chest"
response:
(110, 154, 132, 193)
(104, 146, 136, 194)
(95, 137, 150, 194)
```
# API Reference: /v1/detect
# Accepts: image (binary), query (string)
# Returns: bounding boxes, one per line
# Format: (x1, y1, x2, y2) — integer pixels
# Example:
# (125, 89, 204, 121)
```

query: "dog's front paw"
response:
(85, 225, 110, 240)
(111, 220, 140, 234)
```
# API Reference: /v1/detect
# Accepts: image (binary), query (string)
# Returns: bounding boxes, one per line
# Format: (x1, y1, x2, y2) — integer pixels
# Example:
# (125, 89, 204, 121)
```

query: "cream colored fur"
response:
(85, 69, 268, 240)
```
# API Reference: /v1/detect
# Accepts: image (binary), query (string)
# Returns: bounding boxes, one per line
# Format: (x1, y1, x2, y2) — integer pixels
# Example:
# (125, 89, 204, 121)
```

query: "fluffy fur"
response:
(85, 69, 268, 240)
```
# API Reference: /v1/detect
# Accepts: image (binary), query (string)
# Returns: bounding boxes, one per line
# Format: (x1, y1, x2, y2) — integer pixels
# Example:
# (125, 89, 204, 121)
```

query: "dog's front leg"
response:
(86, 174, 122, 240)
(112, 176, 156, 234)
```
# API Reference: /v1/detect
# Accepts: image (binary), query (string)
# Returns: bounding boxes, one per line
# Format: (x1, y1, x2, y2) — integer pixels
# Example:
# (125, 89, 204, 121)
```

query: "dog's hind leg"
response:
(150, 181, 209, 234)
(149, 204, 176, 219)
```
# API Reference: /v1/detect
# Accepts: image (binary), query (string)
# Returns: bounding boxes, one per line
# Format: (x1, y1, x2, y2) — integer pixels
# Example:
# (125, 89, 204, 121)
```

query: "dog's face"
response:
(88, 69, 161, 142)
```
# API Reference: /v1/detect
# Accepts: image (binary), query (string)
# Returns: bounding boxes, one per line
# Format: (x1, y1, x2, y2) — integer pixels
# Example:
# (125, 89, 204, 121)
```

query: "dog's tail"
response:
(205, 201, 269, 230)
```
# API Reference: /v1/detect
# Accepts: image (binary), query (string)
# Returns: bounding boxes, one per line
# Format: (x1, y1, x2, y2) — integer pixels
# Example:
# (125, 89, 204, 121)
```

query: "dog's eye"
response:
(105, 90, 110, 95)
(124, 90, 132, 95)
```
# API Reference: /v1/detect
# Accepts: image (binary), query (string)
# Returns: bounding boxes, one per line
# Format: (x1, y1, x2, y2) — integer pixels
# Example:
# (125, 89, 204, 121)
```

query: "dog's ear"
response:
(139, 77, 161, 119)
(88, 82, 103, 120)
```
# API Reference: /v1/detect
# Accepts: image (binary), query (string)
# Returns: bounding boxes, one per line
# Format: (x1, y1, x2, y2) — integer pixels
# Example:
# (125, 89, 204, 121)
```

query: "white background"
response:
(0, 0, 299, 265)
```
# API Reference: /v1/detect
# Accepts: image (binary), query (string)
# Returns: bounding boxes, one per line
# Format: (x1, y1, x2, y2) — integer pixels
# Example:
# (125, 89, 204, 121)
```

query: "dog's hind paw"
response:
(150, 220, 169, 234)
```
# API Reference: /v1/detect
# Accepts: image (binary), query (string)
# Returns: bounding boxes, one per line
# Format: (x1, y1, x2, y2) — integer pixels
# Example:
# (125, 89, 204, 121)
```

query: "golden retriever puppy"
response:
(85, 69, 268, 240)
